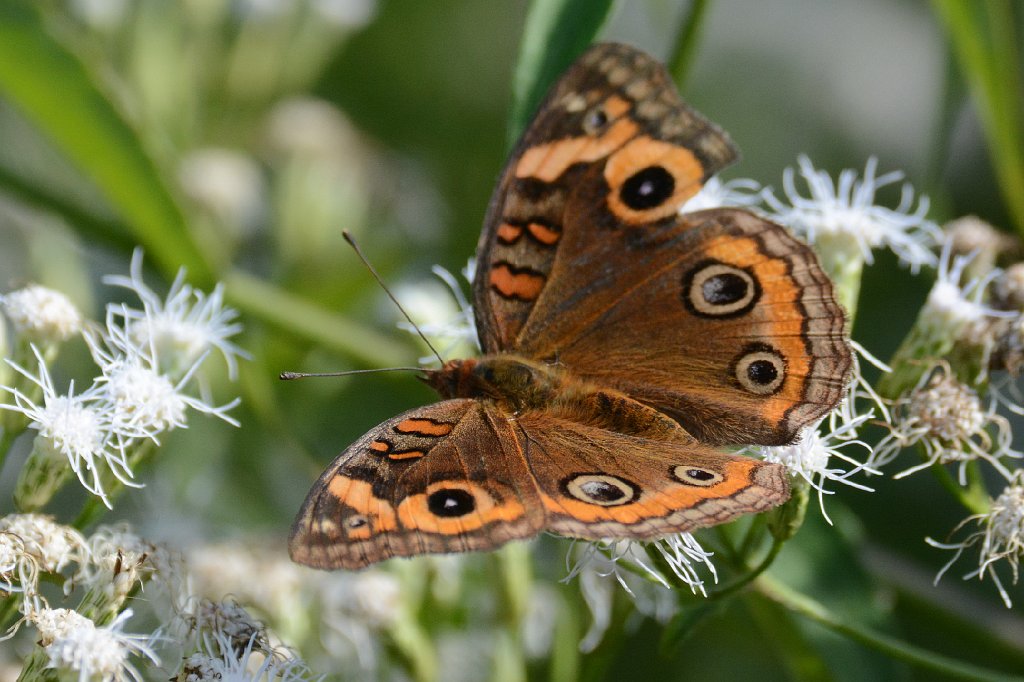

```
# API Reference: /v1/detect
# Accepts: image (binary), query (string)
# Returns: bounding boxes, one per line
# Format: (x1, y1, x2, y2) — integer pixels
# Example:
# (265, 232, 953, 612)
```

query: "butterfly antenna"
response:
(342, 230, 446, 366)
(280, 367, 424, 381)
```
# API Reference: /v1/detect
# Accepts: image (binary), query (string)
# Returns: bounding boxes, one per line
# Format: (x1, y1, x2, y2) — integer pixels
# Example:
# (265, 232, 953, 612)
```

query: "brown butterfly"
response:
(289, 42, 852, 570)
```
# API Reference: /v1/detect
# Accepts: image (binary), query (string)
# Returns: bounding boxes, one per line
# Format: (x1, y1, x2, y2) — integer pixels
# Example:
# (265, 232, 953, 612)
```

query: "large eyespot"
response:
(427, 488, 476, 517)
(682, 261, 760, 318)
(563, 474, 638, 506)
(671, 466, 724, 487)
(734, 345, 787, 395)
(620, 166, 675, 210)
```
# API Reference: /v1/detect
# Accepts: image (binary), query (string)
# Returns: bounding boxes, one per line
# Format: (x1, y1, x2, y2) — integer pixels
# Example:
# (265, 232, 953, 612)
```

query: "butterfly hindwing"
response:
(514, 389, 789, 539)
(520, 208, 852, 446)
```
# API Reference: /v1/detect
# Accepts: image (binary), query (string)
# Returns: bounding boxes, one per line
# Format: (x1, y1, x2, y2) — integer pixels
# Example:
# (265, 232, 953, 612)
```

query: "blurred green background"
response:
(1, 0, 1023, 680)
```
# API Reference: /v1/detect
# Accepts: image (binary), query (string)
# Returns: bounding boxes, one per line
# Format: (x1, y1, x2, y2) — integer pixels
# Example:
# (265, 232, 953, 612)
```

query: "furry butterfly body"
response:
(290, 43, 852, 570)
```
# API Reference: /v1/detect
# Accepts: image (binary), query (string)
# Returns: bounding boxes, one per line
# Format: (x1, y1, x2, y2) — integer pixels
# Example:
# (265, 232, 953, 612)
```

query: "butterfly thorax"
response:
(422, 355, 565, 412)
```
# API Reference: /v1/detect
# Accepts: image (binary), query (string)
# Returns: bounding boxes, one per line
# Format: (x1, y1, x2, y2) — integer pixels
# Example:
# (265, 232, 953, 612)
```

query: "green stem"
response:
(757, 575, 1023, 681)
(710, 537, 784, 601)
(929, 457, 990, 515)
(666, 0, 710, 90)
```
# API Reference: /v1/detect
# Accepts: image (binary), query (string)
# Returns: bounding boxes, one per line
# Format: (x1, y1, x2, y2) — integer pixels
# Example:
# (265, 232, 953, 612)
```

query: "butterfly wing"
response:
(514, 404, 789, 539)
(289, 399, 545, 570)
(527, 208, 851, 446)
(474, 41, 737, 351)
(473, 41, 849, 446)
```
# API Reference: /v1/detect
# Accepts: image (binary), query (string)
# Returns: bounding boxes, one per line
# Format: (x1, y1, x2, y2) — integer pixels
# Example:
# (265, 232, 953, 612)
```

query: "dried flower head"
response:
(872, 364, 1018, 482)
(992, 263, 1024, 312)
(0, 514, 88, 577)
(927, 472, 1024, 607)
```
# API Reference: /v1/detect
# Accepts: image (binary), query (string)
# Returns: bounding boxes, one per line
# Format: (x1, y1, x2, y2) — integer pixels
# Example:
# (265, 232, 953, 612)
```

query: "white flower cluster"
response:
(0, 251, 245, 508)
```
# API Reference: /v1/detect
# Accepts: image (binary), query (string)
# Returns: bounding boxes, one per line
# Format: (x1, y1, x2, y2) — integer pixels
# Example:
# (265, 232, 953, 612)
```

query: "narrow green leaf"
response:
(223, 269, 414, 369)
(666, 0, 711, 90)
(0, 2, 211, 284)
(508, 0, 616, 146)
(932, 0, 1024, 236)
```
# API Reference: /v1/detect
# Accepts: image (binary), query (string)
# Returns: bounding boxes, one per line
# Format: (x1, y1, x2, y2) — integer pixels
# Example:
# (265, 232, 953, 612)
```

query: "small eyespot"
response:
(734, 346, 786, 395)
(427, 488, 476, 517)
(345, 515, 368, 529)
(583, 107, 609, 134)
(563, 474, 638, 506)
(672, 465, 724, 487)
(682, 261, 760, 318)
(620, 166, 675, 210)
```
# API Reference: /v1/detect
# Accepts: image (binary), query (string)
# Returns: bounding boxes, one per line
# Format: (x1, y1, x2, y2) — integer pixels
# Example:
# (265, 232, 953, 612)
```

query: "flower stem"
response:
(930, 457, 990, 515)
(756, 574, 1021, 681)
(710, 537, 784, 601)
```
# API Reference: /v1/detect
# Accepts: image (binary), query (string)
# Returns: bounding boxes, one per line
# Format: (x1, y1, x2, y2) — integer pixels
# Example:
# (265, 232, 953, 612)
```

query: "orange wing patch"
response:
(489, 262, 546, 301)
(394, 418, 454, 437)
(604, 137, 705, 224)
(515, 118, 639, 183)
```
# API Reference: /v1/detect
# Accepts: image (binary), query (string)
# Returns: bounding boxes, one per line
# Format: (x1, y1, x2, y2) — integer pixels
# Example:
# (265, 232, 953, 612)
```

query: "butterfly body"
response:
(289, 43, 852, 570)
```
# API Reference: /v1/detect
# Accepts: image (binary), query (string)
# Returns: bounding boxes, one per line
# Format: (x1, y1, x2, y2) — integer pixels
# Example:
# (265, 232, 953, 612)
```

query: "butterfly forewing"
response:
(474, 42, 738, 352)
(289, 399, 545, 569)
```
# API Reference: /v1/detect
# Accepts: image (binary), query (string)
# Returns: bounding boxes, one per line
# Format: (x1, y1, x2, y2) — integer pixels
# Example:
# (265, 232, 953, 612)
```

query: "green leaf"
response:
(507, 0, 616, 147)
(666, 0, 711, 90)
(932, 0, 1024, 236)
(0, 2, 211, 284)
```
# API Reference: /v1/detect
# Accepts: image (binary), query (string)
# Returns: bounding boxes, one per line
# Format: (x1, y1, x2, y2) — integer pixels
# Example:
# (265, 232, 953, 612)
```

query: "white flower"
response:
(757, 415, 877, 524)
(924, 241, 1012, 349)
(563, 534, 715, 652)
(762, 156, 942, 272)
(1, 284, 82, 343)
(2, 347, 139, 504)
(829, 340, 892, 438)
(178, 632, 320, 682)
(104, 250, 247, 380)
(87, 308, 240, 440)
(680, 176, 763, 212)
(33, 607, 159, 682)
(927, 472, 1024, 607)
(872, 364, 1018, 483)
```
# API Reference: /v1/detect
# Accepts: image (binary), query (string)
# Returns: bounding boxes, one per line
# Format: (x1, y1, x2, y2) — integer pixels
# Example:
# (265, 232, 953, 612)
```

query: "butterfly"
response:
(289, 42, 852, 570)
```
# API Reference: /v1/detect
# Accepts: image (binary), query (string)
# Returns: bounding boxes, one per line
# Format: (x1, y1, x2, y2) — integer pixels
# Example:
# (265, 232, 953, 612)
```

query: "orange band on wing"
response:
(394, 418, 454, 437)
(489, 263, 546, 301)
(541, 459, 757, 523)
(704, 235, 810, 425)
(515, 118, 639, 182)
